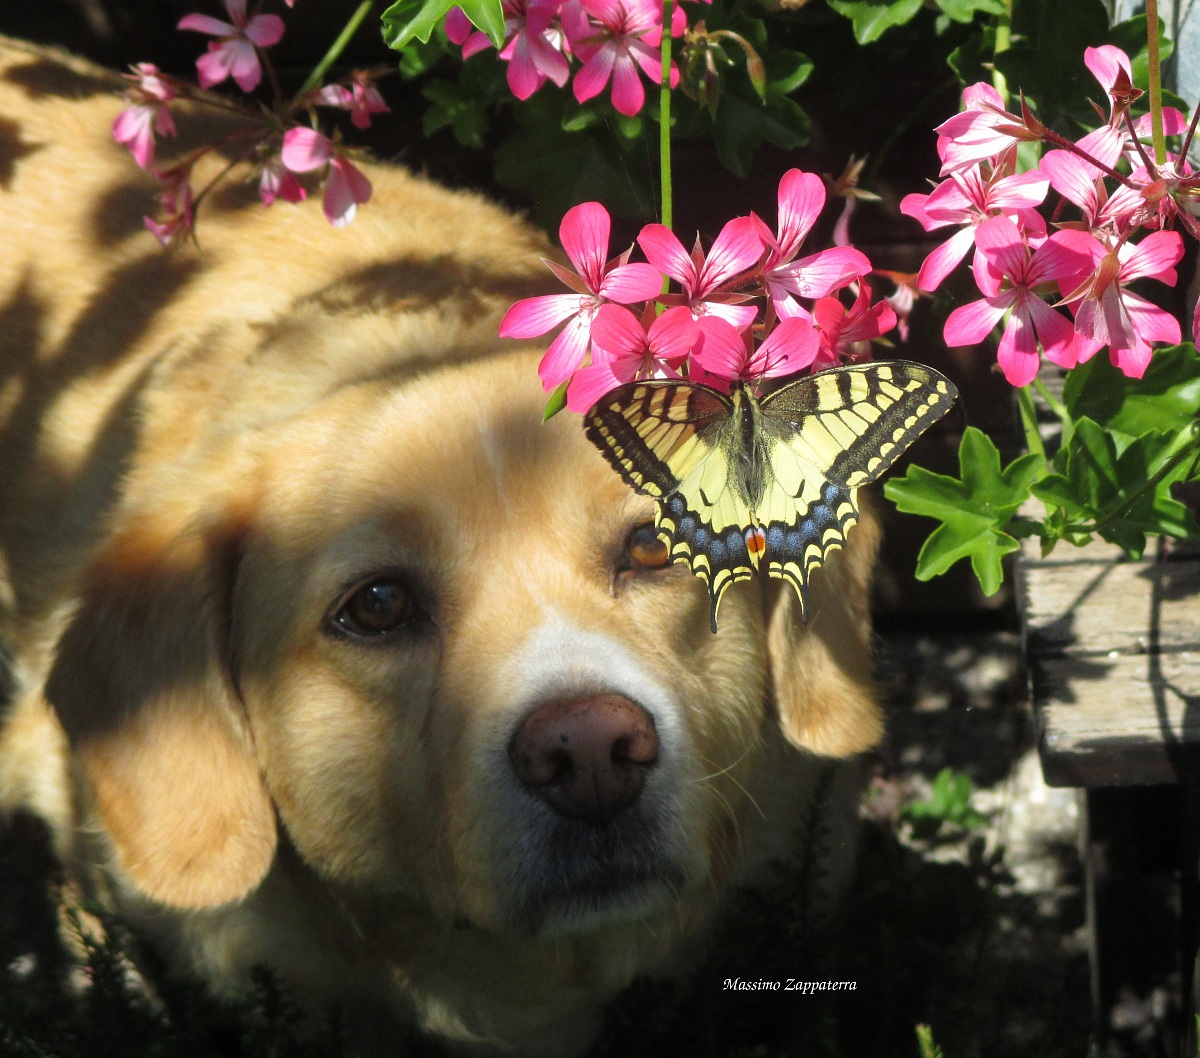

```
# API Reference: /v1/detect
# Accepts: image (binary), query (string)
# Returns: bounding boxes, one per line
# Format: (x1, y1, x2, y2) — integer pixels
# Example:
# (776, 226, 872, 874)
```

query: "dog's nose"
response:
(509, 694, 659, 824)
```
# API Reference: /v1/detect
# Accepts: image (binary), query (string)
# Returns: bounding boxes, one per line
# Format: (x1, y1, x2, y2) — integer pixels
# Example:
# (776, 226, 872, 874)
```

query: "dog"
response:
(0, 37, 883, 1057)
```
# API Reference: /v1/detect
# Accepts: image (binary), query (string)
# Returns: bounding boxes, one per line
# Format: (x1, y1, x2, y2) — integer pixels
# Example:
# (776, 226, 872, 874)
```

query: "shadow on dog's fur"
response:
(0, 37, 882, 1057)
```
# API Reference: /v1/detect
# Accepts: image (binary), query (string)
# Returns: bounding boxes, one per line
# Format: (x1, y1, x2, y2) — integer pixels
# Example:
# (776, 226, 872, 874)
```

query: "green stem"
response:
(991, 0, 1012, 105)
(1145, 0, 1166, 166)
(294, 1, 376, 103)
(1015, 384, 1046, 461)
(659, 0, 674, 232)
(1031, 376, 1072, 444)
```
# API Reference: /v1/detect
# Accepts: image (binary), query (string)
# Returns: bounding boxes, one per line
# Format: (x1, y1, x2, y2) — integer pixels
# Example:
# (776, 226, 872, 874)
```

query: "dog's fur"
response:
(0, 39, 883, 1056)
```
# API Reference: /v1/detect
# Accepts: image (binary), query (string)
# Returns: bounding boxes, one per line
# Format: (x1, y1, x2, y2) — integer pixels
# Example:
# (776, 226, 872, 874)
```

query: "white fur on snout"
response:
(466, 612, 708, 935)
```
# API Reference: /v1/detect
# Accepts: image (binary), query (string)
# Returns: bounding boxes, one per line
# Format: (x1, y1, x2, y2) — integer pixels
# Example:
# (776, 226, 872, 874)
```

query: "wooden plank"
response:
(1021, 559, 1200, 658)
(1033, 650, 1200, 786)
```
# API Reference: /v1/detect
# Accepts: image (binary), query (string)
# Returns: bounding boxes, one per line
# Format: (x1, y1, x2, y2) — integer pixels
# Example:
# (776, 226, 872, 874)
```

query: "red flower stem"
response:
(1145, 0, 1166, 165)
(1039, 125, 1130, 186)
(1123, 107, 1158, 176)
(1179, 100, 1200, 168)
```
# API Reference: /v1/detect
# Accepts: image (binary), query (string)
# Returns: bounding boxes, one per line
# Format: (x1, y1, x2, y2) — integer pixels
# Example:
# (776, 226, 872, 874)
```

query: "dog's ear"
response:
(44, 483, 276, 909)
(765, 500, 883, 757)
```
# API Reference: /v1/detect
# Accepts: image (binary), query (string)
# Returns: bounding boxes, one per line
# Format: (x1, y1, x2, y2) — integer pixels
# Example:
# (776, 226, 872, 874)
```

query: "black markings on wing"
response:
(584, 362, 958, 633)
(753, 361, 957, 621)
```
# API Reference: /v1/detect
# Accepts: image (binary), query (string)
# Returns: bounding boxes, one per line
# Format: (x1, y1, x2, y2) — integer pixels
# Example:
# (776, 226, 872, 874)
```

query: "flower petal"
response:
(697, 216, 763, 292)
(538, 314, 593, 388)
(244, 13, 285, 47)
(500, 293, 586, 338)
(638, 223, 696, 290)
(944, 297, 1006, 347)
(281, 127, 333, 172)
(560, 201, 611, 292)
(590, 303, 646, 356)
(177, 13, 234, 35)
(775, 169, 825, 259)
(597, 262, 665, 303)
(692, 316, 748, 379)
(915, 226, 975, 292)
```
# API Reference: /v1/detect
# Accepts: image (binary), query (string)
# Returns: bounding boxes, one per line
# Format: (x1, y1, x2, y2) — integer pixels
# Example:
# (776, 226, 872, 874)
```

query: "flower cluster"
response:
(500, 169, 895, 410)
(903, 45, 1199, 386)
(444, 0, 694, 117)
(112, 0, 385, 245)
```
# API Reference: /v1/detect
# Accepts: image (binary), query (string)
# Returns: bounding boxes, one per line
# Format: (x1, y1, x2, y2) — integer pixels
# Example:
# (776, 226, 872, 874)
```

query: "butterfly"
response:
(584, 361, 958, 632)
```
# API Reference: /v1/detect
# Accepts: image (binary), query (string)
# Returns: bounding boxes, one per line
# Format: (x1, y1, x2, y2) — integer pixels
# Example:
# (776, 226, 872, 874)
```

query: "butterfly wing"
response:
(584, 380, 757, 630)
(755, 360, 958, 619)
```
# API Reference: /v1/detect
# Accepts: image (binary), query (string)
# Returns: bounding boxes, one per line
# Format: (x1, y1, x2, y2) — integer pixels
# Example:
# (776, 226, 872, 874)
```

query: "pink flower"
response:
(258, 156, 307, 206)
(315, 73, 390, 129)
(499, 201, 664, 390)
(280, 127, 372, 226)
(935, 82, 1038, 176)
(637, 216, 763, 339)
(752, 169, 871, 318)
(448, 0, 572, 99)
(943, 216, 1094, 387)
(689, 315, 819, 383)
(112, 64, 177, 170)
(144, 167, 195, 247)
(811, 282, 897, 367)
(178, 0, 285, 93)
(1038, 150, 1142, 234)
(566, 304, 697, 410)
(1060, 229, 1184, 379)
(569, 0, 680, 117)
(901, 164, 1048, 291)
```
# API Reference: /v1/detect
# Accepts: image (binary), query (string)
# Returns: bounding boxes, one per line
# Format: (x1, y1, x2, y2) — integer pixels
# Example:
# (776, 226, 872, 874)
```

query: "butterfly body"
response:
(585, 362, 957, 632)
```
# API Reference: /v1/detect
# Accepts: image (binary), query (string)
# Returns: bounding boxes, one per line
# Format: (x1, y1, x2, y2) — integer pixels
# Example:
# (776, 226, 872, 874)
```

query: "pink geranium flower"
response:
(258, 156, 307, 206)
(447, 0, 571, 100)
(315, 73, 390, 129)
(1059, 229, 1184, 379)
(144, 166, 195, 248)
(568, 0, 681, 117)
(178, 0, 285, 93)
(901, 164, 1048, 291)
(499, 201, 664, 390)
(689, 315, 819, 384)
(943, 216, 1093, 386)
(1038, 150, 1142, 234)
(637, 216, 763, 340)
(280, 127, 372, 226)
(811, 282, 897, 367)
(752, 169, 871, 318)
(935, 82, 1039, 176)
(566, 304, 698, 410)
(112, 64, 178, 170)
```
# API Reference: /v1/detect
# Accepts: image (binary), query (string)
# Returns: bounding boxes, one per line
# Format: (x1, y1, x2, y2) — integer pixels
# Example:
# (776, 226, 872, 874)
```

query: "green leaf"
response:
(542, 382, 569, 423)
(1063, 343, 1200, 441)
(711, 92, 810, 178)
(763, 50, 813, 98)
(904, 768, 986, 835)
(382, 0, 504, 51)
(420, 78, 490, 148)
(827, 0, 925, 45)
(884, 427, 1045, 595)
(935, 0, 1006, 24)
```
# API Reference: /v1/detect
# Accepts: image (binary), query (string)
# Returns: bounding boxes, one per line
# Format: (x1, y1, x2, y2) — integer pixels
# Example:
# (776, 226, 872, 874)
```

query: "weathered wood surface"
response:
(1018, 545, 1200, 787)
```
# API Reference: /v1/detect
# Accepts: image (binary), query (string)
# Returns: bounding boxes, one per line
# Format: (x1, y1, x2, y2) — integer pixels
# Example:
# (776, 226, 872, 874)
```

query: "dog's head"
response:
(44, 349, 881, 937)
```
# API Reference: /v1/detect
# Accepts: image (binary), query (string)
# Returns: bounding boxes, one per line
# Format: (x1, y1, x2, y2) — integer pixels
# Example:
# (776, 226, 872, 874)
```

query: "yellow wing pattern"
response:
(584, 362, 957, 632)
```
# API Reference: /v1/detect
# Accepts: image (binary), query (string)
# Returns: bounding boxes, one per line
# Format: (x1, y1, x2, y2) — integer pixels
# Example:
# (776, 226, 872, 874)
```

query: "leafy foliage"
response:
(887, 345, 1200, 592)
(903, 767, 987, 837)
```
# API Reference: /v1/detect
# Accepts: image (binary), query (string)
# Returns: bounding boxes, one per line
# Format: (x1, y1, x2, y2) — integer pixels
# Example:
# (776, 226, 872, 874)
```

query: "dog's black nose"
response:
(509, 695, 659, 824)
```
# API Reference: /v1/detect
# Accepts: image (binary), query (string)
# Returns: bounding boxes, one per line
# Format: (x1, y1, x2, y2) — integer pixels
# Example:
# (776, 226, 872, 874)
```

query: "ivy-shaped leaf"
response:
(884, 427, 1045, 595)
(382, 0, 505, 51)
(826, 0, 925, 45)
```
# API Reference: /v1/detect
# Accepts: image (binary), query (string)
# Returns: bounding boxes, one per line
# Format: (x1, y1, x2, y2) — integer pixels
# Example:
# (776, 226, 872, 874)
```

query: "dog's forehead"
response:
(262, 350, 641, 557)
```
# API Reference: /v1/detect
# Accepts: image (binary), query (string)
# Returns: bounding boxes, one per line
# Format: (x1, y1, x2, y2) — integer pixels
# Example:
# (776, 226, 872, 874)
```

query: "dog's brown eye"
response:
(333, 577, 417, 637)
(624, 524, 669, 571)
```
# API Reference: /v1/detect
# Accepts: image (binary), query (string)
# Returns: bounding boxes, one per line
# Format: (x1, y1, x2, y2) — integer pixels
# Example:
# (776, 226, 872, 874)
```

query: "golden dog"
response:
(0, 38, 882, 1056)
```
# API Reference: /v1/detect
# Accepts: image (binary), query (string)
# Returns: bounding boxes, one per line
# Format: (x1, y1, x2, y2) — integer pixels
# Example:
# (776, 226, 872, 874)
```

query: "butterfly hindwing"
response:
(585, 362, 958, 632)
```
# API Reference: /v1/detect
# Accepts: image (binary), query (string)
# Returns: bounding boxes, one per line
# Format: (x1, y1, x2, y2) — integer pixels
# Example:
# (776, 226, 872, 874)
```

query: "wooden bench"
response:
(1017, 537, 1200, 1052)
